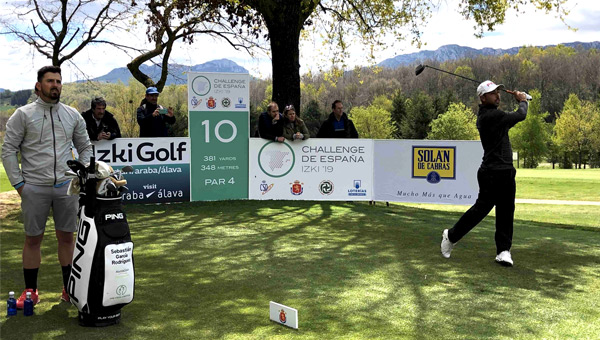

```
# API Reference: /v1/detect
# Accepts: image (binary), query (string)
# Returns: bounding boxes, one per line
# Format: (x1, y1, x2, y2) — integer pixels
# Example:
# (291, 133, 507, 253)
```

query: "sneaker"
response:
(16, 289, 39, 309)
(441, 229, 454, 258)
(61, 287, 70, 303)
(495, 250, 514, 266)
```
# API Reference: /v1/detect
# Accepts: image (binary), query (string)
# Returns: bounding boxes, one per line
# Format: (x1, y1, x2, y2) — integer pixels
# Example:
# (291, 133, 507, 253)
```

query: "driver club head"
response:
(415, 64, 426, 76)
(64, 170, 78, 177)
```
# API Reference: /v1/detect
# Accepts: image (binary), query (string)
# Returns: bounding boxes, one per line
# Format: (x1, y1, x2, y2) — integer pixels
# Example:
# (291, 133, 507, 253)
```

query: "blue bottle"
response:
(23, 291, 34, 316)
(7, 291, 17, 316)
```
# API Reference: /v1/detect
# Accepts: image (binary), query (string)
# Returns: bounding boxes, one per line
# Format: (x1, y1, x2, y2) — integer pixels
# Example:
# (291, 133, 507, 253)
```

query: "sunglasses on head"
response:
(284, 105, 295, 111)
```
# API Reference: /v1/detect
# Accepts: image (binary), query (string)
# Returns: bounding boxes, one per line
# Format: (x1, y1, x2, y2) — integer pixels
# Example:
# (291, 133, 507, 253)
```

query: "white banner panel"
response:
(373, 140, 482, 205)
(188, 72, 249, 112)
(249, 138, 373, 200)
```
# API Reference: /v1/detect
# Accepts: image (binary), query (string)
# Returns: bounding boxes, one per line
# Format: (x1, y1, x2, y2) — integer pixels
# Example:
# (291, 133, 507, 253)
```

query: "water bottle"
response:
(23, 291, 34, 316)
(6, 291, 17, 316)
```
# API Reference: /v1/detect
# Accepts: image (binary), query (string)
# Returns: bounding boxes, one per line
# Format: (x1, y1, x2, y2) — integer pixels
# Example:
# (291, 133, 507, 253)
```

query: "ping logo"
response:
(412, 146, 456, 183)
(105, 213, 124, 220)
(116, 285, 127, 296)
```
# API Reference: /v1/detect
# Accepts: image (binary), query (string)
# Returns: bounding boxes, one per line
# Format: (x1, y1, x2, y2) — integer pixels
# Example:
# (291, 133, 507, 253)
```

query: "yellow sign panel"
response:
(412, 146, 456, 179)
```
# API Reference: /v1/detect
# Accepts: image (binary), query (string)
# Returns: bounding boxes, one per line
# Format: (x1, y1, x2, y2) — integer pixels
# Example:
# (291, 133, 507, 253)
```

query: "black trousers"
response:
(448, 167, 516, 254)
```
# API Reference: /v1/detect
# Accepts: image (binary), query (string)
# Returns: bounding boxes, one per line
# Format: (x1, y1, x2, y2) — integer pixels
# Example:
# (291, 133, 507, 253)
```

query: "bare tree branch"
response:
(126, 0, 264, 91)
(1, 0, 136, 67)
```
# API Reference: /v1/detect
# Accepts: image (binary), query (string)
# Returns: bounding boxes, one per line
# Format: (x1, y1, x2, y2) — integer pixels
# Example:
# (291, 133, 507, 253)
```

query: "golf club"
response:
(415, 64, 532, 100)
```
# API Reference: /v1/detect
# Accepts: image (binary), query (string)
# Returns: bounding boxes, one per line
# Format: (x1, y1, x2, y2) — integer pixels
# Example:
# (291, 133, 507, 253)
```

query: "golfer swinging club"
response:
(441, 80, 528, 266)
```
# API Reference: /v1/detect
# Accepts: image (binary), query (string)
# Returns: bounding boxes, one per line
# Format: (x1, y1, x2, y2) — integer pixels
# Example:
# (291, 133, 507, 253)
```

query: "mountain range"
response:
(87, 58, 249, 85)
(73, 40, 600, 86)
(378, 41, 600, 68)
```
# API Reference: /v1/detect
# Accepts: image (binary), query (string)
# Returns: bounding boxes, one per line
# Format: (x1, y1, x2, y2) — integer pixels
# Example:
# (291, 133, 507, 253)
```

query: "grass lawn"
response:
(516, 168, 600, 201)
(2, 165, 600, 200)
(0, 162, 13, 192)
(1, 197, 599, 339)
(0, 164, 11, 193)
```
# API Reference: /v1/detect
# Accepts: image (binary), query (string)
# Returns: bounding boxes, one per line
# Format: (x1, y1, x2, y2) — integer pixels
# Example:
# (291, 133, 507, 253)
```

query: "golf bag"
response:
(66, 158, 135, 327)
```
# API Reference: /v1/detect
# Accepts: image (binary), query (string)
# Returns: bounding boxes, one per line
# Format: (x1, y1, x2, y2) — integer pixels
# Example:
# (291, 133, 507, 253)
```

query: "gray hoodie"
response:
(2, 97, 92, 187)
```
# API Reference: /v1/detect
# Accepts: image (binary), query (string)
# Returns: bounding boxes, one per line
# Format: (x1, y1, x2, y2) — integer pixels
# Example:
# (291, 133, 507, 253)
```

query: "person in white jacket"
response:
(2, 65, 92, 308)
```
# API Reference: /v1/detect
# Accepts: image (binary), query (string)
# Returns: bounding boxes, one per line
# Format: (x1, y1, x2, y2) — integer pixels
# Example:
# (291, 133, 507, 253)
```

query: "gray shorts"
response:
(21, 183, 78, 236)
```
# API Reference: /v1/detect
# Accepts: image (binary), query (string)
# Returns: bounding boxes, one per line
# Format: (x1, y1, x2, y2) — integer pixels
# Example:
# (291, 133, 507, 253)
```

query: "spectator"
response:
(81, 97, 121, 140)
(137, 87, 175, 137)
(316, 100, 359, 138)
(258, 101, 285, 142)
(1, 65, 92, 308)
(282, 105, 309, 141)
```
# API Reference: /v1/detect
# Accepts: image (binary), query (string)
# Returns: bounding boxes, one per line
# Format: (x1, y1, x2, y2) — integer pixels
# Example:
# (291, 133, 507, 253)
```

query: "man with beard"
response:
(81, 97, 121, 140)
(258, 102, 285, 142)
(2, 65, 93, 308)
(136, 87, 175, 137)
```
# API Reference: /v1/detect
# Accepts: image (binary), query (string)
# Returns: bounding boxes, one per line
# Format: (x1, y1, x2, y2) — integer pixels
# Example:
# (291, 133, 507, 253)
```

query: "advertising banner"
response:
(373, 140, 481, 205)
(92, 138, 190, 204)
(249, 138, 373, 201)
(188, 72, 249, 201)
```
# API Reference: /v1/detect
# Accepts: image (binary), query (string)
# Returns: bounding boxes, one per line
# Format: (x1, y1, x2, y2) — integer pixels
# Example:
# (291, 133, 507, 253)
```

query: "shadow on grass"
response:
(1, 200, 598, 339)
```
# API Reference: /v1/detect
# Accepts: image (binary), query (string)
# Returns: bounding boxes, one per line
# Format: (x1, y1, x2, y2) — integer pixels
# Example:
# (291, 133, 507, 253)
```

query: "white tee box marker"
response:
(269, 301, 298, 329)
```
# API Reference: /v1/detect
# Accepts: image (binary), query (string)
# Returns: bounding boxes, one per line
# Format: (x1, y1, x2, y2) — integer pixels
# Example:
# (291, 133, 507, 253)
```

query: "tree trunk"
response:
(255, 0, 316, 116)
(265, 15, 301, 113)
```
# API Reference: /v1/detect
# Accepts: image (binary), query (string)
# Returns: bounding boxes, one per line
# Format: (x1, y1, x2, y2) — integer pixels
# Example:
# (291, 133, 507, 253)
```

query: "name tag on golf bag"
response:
(68, 197, 134, 322)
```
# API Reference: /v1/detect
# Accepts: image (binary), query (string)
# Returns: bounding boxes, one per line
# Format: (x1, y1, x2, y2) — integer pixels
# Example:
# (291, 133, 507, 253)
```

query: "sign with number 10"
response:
(188, 72, 250, 201)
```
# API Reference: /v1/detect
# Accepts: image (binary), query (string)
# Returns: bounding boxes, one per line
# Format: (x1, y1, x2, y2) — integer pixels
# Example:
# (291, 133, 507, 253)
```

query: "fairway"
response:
(1, 195, 599, 339)
(516, 168, 600, 201)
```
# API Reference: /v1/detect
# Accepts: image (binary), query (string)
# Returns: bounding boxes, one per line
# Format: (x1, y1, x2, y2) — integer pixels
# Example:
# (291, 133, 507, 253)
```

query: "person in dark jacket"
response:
(137, 87, 175, 137)
(316, 100, 358, 138)
(258, 101, 285, 142)
(441, 80, 528, 266)
(81, 97, 121, 141)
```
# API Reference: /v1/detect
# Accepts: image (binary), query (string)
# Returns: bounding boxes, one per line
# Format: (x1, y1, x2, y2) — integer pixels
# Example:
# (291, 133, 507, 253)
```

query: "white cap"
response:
(477, 80, 505, 96)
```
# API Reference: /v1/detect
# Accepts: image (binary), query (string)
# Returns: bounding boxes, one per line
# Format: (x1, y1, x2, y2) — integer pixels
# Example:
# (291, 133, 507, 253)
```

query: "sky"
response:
(1, 0, 599, 91)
